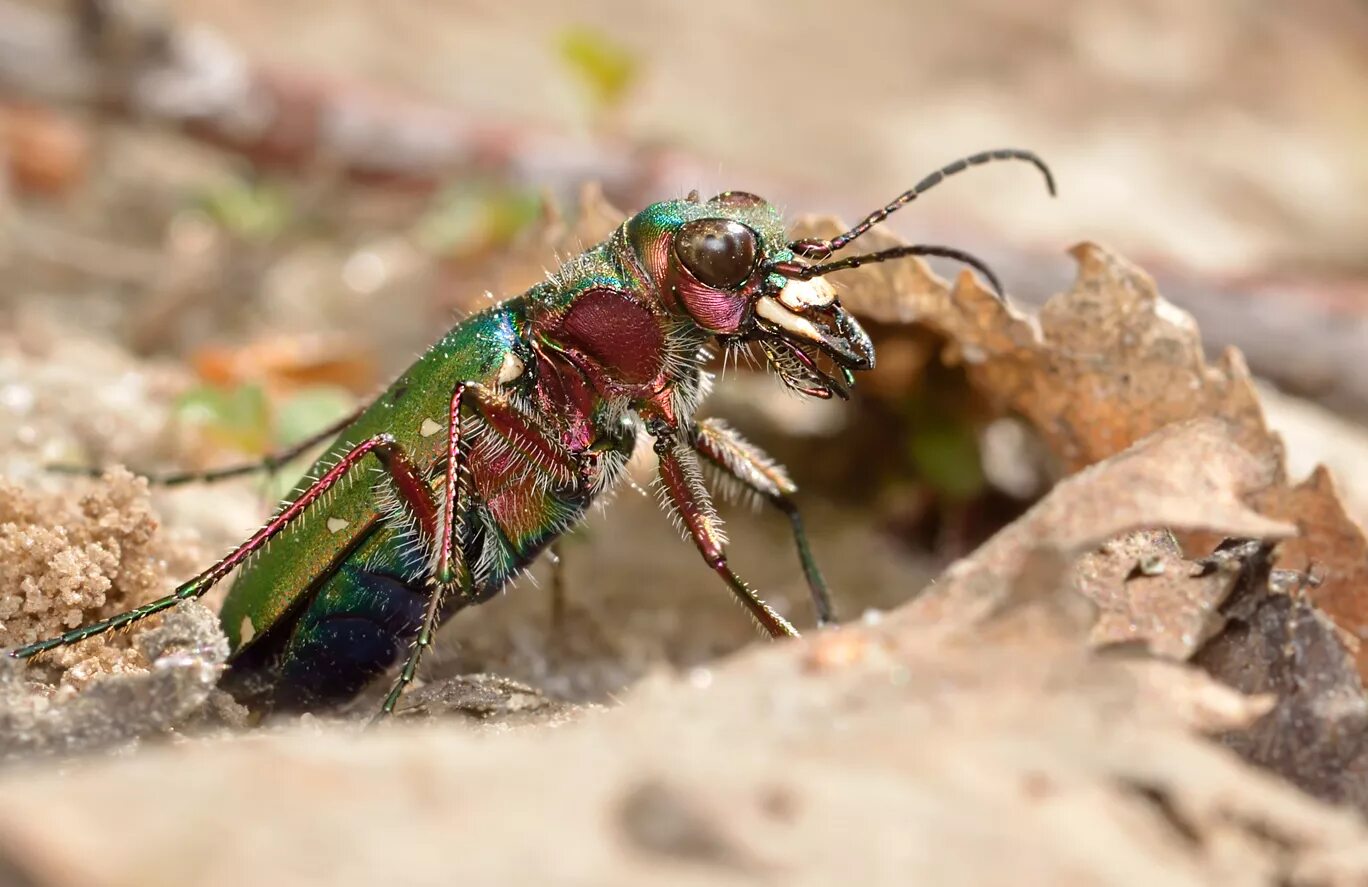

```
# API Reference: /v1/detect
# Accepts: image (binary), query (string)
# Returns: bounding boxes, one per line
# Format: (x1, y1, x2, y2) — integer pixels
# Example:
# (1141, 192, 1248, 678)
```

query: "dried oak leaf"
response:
(1189, 540, 1368, 814)
(1079, 529, 1238, 659)
(792, 221, 1273, 470)
(899, 418, 1293, 649)
(796, 217, 1368, 683)
(1255, 467, 1368, 666)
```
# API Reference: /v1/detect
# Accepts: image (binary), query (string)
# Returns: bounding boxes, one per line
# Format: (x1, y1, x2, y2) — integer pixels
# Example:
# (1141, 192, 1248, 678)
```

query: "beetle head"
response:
(624, 191, 874, 400)
(622, 149, 1056, 399)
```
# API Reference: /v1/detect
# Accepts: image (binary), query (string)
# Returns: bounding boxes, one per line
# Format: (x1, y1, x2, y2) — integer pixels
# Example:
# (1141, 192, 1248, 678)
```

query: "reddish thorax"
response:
(545, 288, 665, 393)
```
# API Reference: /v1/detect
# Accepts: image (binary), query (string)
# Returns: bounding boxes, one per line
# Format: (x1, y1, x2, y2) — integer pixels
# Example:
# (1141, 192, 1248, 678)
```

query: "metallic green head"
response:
(622, 190, 874, 399)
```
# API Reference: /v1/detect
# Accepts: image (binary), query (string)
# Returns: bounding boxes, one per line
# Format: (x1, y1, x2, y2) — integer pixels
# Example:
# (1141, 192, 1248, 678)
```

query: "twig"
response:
(0, 0, 687, 203)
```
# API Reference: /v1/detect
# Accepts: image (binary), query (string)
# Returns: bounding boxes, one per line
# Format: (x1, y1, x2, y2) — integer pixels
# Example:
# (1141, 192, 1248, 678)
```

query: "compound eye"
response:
(709, 190, 767, 208)
(674, 218, 758, 289)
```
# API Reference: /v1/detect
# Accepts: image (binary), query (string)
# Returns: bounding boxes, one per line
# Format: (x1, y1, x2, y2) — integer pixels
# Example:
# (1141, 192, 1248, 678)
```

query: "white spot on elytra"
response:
(327, 517, 350, 534)
(497, 350, 525, 384)
(239, 617, 255, 644)
(420, 418, 442, 437)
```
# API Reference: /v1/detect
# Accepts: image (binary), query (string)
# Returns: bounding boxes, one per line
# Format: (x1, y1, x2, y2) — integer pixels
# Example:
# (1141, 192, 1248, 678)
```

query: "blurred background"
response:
(1, 0, 1366, 696)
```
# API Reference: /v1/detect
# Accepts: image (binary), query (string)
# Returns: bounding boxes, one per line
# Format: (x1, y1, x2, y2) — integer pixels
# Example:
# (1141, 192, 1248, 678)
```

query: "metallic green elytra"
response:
(11, 149, 1055, 718)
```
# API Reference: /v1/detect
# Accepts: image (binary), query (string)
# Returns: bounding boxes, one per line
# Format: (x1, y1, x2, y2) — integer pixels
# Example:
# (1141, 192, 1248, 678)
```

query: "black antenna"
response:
(772, 245, 1004, 298)
(789, 148, 1056, 260)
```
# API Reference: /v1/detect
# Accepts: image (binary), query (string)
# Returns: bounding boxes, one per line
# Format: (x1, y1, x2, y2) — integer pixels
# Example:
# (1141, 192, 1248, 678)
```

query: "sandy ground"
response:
(2, 2, 1368, 885)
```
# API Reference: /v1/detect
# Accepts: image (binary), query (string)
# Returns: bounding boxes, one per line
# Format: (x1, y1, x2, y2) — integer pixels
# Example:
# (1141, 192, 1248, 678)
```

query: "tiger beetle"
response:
(8, 149, 1055, 719)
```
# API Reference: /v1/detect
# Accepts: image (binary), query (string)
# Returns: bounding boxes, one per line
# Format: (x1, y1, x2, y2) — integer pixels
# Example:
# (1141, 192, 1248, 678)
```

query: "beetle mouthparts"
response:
(754, 296, 874, 374)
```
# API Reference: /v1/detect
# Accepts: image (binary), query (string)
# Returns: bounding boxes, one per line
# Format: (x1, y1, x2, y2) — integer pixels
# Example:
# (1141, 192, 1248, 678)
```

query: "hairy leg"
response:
(9, 433, 432, 660)
(649, 421, 798, 640)
(690, 417, 836, 626)
(373, 381, 585, 719)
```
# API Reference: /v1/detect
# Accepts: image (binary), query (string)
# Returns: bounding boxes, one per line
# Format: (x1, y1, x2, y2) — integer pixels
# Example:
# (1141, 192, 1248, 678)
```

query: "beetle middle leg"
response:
(374, 381, 471, 719)
(649, 421, 798, 640)
(689, 417, 836, 626)
(373, 381, 584, 719)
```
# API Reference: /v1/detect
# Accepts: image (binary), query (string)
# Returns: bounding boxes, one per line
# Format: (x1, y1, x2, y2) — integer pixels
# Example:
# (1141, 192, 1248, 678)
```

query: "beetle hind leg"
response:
(8, 433, 432, 662)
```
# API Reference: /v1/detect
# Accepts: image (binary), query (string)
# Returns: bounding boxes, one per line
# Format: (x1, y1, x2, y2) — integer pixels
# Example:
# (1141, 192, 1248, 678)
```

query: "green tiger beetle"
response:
(8, 149, 1055, 719)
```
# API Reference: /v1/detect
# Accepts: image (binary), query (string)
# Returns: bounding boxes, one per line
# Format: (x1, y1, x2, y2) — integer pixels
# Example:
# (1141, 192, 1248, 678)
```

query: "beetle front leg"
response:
(648, 421, 798, 640)
(690, 418, 836, 626)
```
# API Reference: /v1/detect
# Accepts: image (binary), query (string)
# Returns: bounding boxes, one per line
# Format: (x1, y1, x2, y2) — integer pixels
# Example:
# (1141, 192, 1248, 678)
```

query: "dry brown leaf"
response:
(899, 418, 1293, 638)
(1080, 530, 1237, 659)
(797, 217, 1368, 684)
(796, 219, 1368, 809)
(1195, 541, 1368, 812)
(794, 221, 1275, 472)
(1255, 468, 1368, 666)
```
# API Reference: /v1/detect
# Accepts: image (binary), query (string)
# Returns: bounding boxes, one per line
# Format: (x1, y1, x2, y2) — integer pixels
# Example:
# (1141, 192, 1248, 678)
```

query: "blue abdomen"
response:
(220, 498, 573, 712)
